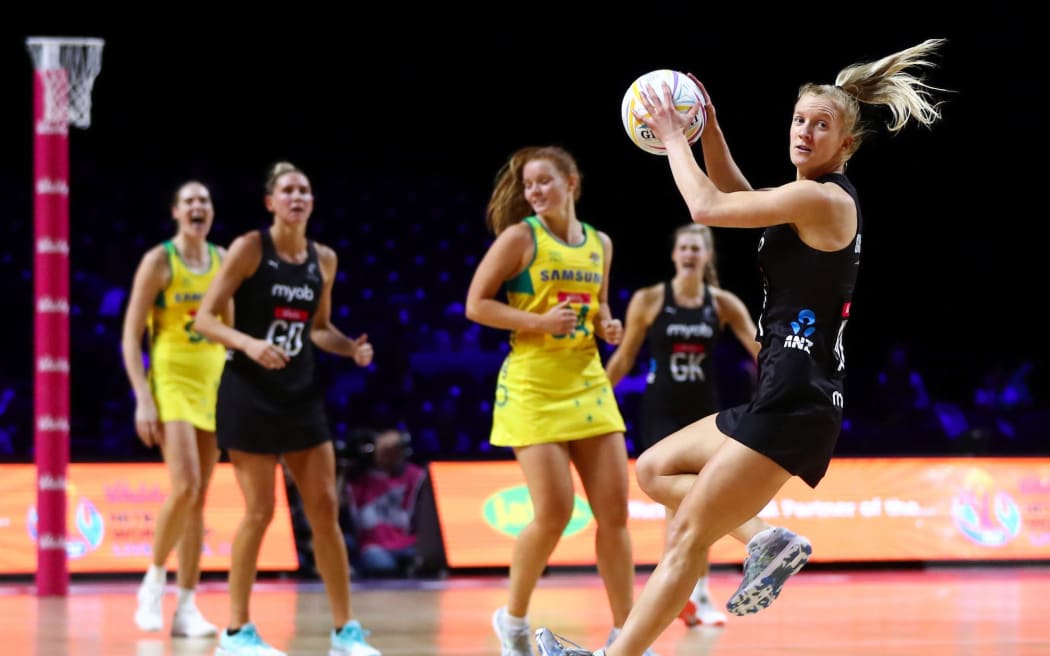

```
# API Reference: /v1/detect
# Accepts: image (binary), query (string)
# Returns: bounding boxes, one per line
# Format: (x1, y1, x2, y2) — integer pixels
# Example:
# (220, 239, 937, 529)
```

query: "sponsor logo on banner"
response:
(37, 415, 70, 432)
(36, 238, 69, 255)
(429, 459, 1050, 568)
(35, 178, 69, 195)
(951, 468, 1023, 547)
(37, 356, 70, 373)
(0, 463, 300, 573)
(37, 296, 70, 313)
(482, 485, 593, 538)
(28, 499, 106, 559)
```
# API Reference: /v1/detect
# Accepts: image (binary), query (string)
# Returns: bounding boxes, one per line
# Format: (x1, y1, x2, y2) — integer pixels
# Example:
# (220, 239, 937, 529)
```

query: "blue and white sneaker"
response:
(330, 620, 381, 656)
(214, 623, 285, 655)
(607, 627, 658, 655)
(534, 628, 599, 656)
(726, 527, 812, 616)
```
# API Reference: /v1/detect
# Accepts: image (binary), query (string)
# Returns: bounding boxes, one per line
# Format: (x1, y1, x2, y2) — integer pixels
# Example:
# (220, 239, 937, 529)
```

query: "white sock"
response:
(176, 587, 196, 609)
(144, 564, 166, 585)
(692, 576, 710, 602)
(500, 607, 527, 629)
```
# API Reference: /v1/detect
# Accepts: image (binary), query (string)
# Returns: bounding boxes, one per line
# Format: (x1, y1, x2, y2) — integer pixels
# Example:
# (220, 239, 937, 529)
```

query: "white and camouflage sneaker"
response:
(171, 602, 218, 637)
(726, 527, 812, 616)
(492, 607, 532, 656)
(534, 628, 597, 656)
(215, 623, 286, 655)
(606, 627, 659, 655)
(134, 578, 165, 632)
(330, 619, 381, 656)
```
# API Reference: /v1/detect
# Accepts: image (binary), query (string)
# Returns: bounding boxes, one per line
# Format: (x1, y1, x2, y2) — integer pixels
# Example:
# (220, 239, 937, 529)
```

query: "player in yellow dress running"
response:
(121, 181, 232, 637)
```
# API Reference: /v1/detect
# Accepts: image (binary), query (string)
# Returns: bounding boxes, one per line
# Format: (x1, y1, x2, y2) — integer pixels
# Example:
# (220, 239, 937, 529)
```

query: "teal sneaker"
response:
(214, 623, 285, 655)
(726, 527, 812, 616)
(330, 619, 381, 656)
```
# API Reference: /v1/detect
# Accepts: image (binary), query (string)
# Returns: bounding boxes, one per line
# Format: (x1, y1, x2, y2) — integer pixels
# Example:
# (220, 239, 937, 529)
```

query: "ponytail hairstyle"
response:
(800, 38, 949, 162)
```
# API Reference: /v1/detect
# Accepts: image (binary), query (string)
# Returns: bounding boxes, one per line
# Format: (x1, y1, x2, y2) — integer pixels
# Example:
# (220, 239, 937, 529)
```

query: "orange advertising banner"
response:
(0, 463, 298, 574)
(429, 457, 1050, 567)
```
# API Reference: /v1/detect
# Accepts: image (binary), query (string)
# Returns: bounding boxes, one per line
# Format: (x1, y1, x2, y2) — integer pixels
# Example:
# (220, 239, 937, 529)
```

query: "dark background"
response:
(2, 16, 1045, 462)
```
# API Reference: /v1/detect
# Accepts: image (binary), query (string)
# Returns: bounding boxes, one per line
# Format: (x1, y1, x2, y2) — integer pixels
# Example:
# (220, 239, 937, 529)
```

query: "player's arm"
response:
(715, 288, 760, 360)
(216, 245, 234, 327)
(466, 223, 573, 335)
(605, 287, 654, 387)
(120, 246, 167, 405)
(121, 246, 170, 446)
(310, 244, 372, 366)
(693, 77, 754, 192)
(592, 229, 613, 340)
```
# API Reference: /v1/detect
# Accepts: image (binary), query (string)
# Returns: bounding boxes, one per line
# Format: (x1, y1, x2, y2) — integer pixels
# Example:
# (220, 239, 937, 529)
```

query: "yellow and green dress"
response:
(491, 216, 625, 447)
(147, 240, 227, 431)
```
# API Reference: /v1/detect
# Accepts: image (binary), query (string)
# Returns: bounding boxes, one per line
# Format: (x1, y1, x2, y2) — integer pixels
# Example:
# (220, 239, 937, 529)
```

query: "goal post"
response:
(25, 36, 104, 597)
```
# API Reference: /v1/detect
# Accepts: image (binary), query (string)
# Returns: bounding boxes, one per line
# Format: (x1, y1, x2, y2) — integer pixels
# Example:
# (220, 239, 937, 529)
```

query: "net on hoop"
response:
(26, 37, 105, 129)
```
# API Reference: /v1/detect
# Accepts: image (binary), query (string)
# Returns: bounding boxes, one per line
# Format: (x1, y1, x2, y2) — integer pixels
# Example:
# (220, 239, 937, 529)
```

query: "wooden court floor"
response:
(3, 566, 1048, 655)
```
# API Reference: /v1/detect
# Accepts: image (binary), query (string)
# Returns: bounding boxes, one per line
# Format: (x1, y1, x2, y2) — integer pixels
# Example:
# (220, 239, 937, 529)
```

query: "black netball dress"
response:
(715, 173, 861, 487)
(216, 228, 330, 454)
(638, 281, 722, 451)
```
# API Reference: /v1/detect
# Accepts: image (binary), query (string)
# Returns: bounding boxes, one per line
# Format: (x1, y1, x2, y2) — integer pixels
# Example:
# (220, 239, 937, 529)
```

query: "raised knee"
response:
(636, 450, 660, 495)
(665, 514, 706, 552)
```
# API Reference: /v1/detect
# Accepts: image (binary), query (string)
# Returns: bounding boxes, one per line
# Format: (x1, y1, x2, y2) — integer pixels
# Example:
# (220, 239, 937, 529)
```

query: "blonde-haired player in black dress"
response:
(537, 38, 948, 656)
(194, 162, 381, 656)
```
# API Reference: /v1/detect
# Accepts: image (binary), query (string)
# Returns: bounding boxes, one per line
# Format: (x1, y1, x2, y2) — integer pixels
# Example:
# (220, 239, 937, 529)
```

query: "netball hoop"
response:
(27, 37, 104, 131)
(26, 36, 104, 597)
